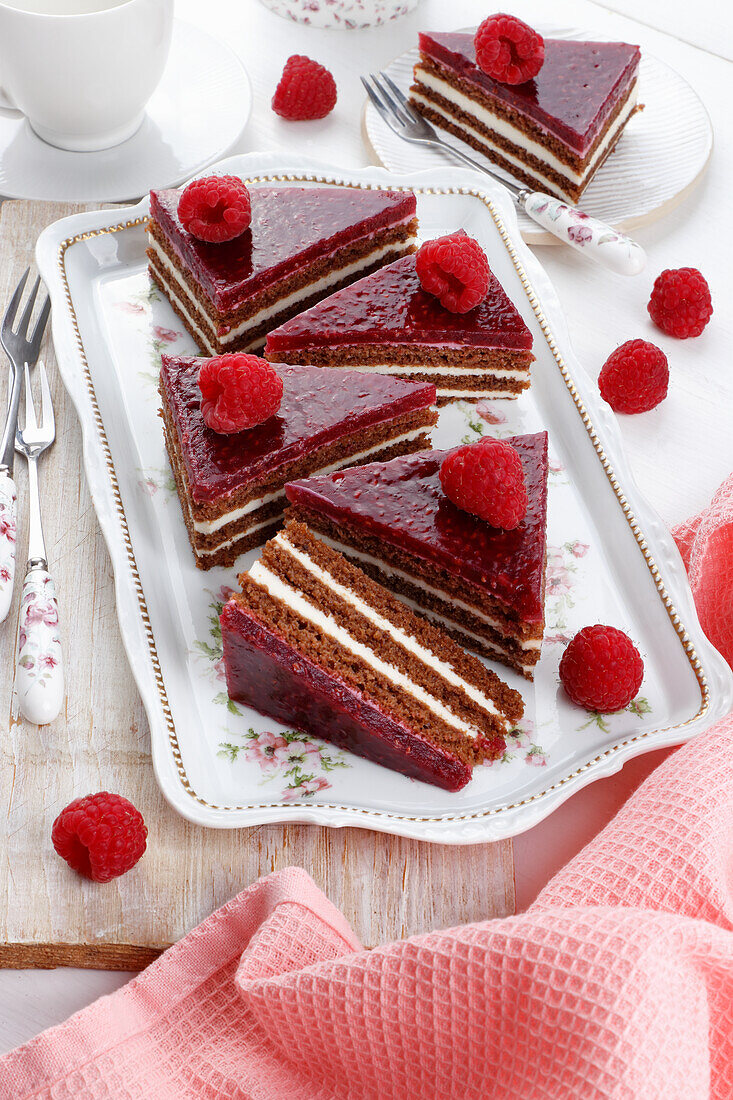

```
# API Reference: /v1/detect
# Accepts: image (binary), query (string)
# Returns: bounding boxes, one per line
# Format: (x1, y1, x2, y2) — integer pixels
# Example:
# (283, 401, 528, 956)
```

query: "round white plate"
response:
(0, 21, 251, 203)
(364, 27, 713, 243)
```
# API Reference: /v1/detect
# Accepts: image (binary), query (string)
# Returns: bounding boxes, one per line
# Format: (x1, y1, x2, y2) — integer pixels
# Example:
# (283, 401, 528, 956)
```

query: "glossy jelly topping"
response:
(286, 432, 548, 620)
(161, 355, 436, 502)
(419, 32, 640, 154)
(265, 254, 533, 354)
(149, 185, 417, 314)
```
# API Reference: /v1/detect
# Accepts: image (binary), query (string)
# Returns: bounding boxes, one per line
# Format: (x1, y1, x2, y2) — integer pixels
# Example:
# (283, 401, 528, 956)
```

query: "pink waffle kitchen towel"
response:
(2, 483, 733, 1100)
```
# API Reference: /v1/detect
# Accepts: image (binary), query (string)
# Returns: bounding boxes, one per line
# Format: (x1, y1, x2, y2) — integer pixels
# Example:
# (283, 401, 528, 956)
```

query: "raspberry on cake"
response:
(559, 625, 644, 712)
(415, 231, 490, 314)
(265, 253, 534, 404)
(439, 438, 527, 529)
(147, 184, 419, 355)
(160, 354, 439, 568)
(272, 55, 337, 120)
(220, 521, 524, 791)
(285, 432, 549, 679)
(199, 354, 284, 433)
(410, 31, 642, 203)
(178, 176, 252, 244)
(474, 14, 545, 85)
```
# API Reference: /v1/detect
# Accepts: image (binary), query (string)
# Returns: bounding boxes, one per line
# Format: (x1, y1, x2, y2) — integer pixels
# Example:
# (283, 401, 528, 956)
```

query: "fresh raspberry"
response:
(474, 13, 545, 85)
(199, 353, 283, 434)
(440, 438, 527, 529)
(52, 792, 147, 883)
(272, 55, 337, 120)
(598, 339, 669, 413)
(559, 625, 644, 712)
(416, 230, 491, 313)
(178, 175, 251, 244)
(647, 267, 713, 338)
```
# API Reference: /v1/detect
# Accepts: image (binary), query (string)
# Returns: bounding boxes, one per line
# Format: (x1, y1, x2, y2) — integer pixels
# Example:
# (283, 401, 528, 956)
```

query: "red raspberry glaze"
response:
(415, 230, 490, 314)
(648, 268, 713, 338)
(199, 354, 283, 434)
(52, 792, 147, 883)
(178, 176, 251, 244)
(474, 13, 545, 85)
(439, 438, 527, 529)
(599, 339, 669, 414)
(559, 625, 644, 712)
(272, 55, 337, 120)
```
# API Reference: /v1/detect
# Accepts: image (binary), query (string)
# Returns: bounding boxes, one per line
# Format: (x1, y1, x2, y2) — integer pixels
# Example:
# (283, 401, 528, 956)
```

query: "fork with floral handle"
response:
(14, 361, 63, 725)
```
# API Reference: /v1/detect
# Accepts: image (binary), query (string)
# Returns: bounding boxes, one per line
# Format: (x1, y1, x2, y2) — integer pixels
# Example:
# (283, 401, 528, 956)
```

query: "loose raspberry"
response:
(178, 175, 251, 244)
(474, 13, 545, 85)
(440, 438, 527, 529)
(52, 792, 147, 883)
(416, 230, 491, 313)
(648, 267, 712, 338)
(199, 353, 283, 434)
(559, 625, 644, 713)
(598, 339, 669, 414)
(272, 55, 337, 121)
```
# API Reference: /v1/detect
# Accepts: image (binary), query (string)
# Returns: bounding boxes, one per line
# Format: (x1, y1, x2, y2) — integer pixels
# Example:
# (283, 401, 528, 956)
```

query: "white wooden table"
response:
(2, 0, 731, 1053)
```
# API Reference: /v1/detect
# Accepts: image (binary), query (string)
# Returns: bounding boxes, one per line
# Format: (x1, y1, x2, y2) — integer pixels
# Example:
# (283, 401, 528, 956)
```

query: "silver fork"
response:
(14, 361, 63, 725)
(363, 72, 646, 277)
(0, 270, 51, 624)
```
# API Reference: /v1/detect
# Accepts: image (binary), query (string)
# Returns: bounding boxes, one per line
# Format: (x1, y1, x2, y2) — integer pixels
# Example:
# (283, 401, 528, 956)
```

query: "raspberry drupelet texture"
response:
(178, 175, 252, 244)
(598, 339, 669, 414)
(439, 438, 528, 530)
(52, 792, 148, 883)
(272, 55, 337, 120)
(415, 230, 491, 314)
(559, 625, 644, 713)
(199, 353, 284, 434)
(474, 13, 545, 85)
(648, 267, 713, 338)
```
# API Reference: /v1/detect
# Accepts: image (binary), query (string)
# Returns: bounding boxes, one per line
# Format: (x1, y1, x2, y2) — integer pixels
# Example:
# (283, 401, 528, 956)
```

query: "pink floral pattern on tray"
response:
(218, 729, 349, 800)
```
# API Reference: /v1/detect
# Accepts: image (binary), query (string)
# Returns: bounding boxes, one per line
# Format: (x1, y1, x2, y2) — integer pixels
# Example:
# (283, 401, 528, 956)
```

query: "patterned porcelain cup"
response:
(0, 0, 173, 151)
(259, 0, 419, 30)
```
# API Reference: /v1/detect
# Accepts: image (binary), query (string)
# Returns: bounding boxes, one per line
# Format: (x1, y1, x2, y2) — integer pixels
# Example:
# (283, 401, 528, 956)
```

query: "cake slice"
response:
(160, 354, 438, 569)
(265, 254, 534, 404)
(220, 521, 524, 791)
(285, 432, 548, 678)
(411, 32, 642, 203)
(148, 184, 419, 355)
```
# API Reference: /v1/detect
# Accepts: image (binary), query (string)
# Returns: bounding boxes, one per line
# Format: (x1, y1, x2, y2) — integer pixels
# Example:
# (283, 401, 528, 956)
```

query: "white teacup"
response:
(0, 0, 174, 151)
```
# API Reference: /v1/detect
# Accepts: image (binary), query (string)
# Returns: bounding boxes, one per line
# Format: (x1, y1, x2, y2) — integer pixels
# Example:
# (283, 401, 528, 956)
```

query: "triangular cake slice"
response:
(411, 32, 641, 203)
(160, 354, 438, 569)
(264, 253, 534, 404)
(148, 184, 418, 355)
(285, 432, 548, 678)
(220, 521, 524, 791)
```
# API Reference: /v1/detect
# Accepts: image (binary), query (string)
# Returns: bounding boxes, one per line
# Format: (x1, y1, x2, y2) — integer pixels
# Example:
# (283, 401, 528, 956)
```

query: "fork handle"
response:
(0, 471, 17, 624)
(521, 192, 646, 276)
(16, 564, 64, 725)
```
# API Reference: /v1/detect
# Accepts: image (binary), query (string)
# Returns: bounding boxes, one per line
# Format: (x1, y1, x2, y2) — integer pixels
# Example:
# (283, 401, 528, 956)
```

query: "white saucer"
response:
(0, 21, 252, 203)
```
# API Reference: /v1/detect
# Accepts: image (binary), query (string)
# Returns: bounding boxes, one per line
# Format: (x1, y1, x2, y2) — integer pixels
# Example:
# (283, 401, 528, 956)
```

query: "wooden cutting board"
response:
(0, 200, 515, 970)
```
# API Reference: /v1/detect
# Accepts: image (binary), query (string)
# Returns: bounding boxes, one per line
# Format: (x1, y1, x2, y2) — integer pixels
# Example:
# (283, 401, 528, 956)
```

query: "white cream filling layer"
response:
(326, 363, 530, 379)
(412, 71, 638, 188)
(437, 388, 522, 398)
(149, 234, 417, 347)
(249, 555, 508, 737)
(275, 532, 508, 719)
(197, 515, 277, 556)
(315, 534, 542, 651)
(193, 424, 433, 535)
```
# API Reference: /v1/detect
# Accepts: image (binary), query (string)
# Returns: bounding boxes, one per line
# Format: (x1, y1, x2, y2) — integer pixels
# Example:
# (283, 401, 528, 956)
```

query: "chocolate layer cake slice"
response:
(265, 254, 534, 404)
(221, 521, 523, 791)
(148, 184, 418, 355)
(411, 33, 642, 203)
(285, 432, 548, 678)
(160, 355, 438, 569)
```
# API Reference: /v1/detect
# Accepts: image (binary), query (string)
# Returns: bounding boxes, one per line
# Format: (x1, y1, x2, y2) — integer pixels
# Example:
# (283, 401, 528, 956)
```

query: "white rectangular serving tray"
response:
(36, 153, 733, 843)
